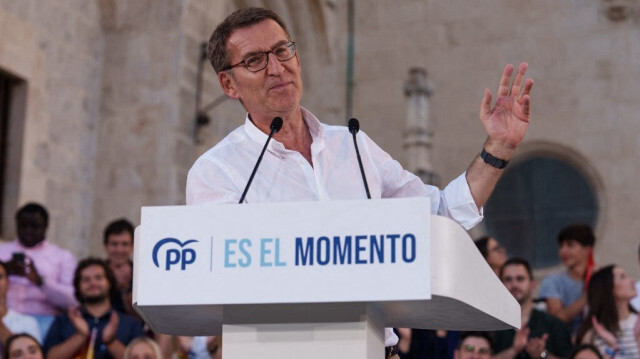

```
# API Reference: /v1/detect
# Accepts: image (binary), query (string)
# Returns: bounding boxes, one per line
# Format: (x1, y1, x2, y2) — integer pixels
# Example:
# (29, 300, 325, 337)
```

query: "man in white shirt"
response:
(186, 7, 534, 354)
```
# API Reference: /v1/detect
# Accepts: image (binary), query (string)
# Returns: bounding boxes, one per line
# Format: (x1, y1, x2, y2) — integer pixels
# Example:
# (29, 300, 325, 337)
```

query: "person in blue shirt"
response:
(43, 257, 144, 359)
(539, 224, 595, 335)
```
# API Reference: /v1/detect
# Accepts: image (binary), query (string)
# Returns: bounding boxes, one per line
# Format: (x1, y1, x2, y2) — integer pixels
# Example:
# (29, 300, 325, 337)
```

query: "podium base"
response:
(222, 314, 385, 359)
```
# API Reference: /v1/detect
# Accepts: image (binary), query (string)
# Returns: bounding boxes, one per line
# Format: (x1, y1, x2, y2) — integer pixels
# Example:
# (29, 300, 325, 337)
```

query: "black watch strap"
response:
(480, 148, 509, 169)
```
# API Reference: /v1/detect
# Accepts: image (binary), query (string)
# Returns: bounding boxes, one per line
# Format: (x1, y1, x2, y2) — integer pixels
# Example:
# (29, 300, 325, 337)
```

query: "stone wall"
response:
(0, 0, 104, 255)
(1, 0, 639, 275)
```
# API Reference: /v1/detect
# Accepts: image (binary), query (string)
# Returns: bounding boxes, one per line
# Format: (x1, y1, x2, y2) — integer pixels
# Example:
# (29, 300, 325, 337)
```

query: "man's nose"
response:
(265, 52, 284, 75)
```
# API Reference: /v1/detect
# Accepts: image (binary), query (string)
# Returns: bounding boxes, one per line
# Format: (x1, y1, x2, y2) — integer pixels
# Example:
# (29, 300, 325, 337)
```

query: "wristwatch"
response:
(480, 148, 509, 169)
(540, 350, 548, 358)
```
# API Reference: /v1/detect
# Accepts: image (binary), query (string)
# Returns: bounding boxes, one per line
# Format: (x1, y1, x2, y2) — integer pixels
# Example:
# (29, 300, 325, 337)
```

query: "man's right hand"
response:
(68, 307, 89, 338)
(512, 325, 530, 353)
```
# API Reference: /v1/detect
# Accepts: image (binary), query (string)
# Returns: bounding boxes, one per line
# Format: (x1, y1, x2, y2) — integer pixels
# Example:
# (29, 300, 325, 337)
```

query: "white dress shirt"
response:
(187, 108, 482, 229)
(186, 107, 484, 346)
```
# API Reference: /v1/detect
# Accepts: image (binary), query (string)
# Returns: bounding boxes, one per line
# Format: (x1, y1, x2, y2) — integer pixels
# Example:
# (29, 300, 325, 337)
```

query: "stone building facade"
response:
(1, 0, 639, 274)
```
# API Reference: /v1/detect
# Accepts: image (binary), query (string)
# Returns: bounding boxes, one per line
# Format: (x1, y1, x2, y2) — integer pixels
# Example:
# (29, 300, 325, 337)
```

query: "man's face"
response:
(79, 265, 110, 304)
(501, 264, 534, 304)
(105, 231, 133, 266)
(455, 337, 491, 359)
(558, 239, 590, 268)
(16, 212, 47, 247)
(218, 19, 303, 119)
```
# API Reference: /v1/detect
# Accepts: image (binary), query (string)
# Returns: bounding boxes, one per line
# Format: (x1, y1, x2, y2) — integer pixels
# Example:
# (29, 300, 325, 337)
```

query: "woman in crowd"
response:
(124, 337, 163, 359)
(474, 236, 507, 276)
(576, 265, 639, 359)
(570, 344, 603, 359)
(4, 333, 44, 359)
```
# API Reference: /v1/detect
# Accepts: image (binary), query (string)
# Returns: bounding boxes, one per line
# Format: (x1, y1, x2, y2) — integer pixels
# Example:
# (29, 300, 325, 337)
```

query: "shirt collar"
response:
(243, 107, 325, 154)
(13, 238, 48, 250)
(81, 307, 114, 321)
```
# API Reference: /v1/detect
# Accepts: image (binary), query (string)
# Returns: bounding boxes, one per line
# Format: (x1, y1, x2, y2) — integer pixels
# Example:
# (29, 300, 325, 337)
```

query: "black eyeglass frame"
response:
(222, 41, 297, 73)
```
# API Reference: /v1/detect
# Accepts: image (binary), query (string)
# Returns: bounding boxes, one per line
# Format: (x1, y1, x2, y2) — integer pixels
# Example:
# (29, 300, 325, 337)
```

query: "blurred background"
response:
(0, 0, 638, 275)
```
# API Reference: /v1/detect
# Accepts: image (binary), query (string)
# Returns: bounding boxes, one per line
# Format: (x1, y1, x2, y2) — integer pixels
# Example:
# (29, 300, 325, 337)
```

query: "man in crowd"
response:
(186, 7, 533, 354)
(0, 203, 77, 337)
(493, 258, 572, 359)
(43, 258, 144, 359)
(0, 261, 41, 344)
(103, 218, 134, 315)
(454, 332, 492, 359)
(539, 224, 595, 335)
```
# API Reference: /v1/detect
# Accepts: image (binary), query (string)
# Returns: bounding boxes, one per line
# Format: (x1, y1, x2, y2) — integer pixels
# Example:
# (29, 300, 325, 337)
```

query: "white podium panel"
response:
(133, 198, 519, 344)
(134, 198, 433, 334)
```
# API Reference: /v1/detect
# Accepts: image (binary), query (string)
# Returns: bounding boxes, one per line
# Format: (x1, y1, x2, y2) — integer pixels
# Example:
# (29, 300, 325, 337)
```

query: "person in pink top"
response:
(0, 203, 77, 339)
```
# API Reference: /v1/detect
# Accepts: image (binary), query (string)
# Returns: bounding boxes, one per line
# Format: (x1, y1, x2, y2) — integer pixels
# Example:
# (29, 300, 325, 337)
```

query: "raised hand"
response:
(102, 311, 120, 344)
(512, 325, 530, 353)
(24, 258, 43, 286)
(68, 307, 89, 337)
(592, 316, 618, 349)
(479, 62, 534, 159)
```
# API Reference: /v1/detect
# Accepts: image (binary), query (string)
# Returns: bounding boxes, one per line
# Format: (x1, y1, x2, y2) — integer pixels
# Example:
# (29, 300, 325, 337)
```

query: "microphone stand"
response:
(348, 118, 371, 199)
(239, 117, 284, 203)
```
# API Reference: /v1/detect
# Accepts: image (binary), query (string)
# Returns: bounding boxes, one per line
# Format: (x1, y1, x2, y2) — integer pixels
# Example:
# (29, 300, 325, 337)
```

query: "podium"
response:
(133, 198, 518, 359)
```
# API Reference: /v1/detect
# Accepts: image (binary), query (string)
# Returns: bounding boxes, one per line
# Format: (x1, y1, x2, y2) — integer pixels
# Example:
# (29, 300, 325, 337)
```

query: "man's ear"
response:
(218, 71, 240, 99)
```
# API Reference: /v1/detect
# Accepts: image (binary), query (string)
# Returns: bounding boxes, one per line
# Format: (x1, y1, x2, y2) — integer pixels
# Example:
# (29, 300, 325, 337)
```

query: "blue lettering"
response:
(274, 238, 287, 266)
(402, 233, 416, 263)
(165, 249, 181, 270)
(317, 236, 330, 265)
(370, 235, 384, 263)
(355, 235, 367, 264)
(333, 236, 352, 264)
(295, 237, 314, 266)
(260, 238, 273, 267)
(224, 239, 237, 268)
(238, 239, 252, 267)
(181, 249, 196, 270)
(387, 234, 400, 263)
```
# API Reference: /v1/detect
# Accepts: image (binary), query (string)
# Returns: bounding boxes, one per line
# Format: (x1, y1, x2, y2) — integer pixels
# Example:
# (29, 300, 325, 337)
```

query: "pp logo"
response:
(152, 238, 198, 270)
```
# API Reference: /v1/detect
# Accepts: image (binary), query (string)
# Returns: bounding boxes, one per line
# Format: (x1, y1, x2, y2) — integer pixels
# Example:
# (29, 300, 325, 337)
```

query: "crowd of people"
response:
(0, 202, 220, 359)
(3, 202, 637, 359)
(397, 223, 640, 359)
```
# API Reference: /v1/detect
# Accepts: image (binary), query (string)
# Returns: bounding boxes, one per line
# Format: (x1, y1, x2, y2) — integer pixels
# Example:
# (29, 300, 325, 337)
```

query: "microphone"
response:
(348, 118, 371, 199)
(239, 117, 283, 203)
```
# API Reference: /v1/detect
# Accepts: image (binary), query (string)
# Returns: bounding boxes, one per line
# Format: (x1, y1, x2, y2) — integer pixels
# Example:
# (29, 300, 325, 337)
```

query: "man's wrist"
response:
(73, 331, 89, 339)
(483, 138, 516, 160)
(480, 148, 509, 169)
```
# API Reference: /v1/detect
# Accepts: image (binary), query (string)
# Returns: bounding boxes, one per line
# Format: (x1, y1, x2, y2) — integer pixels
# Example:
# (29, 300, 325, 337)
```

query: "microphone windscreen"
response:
(348, 118, 360, 134)
(270, 117, 283, 133)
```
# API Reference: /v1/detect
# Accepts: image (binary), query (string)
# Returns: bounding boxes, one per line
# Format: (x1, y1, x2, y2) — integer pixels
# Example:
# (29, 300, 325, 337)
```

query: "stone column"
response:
(404, 68, 439, 186)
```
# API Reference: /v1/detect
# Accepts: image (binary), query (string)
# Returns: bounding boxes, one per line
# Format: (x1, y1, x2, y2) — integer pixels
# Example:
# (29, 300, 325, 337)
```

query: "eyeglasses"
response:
(503, 275, 528, 283)
(462, 344, 491, 355)
(223, 42, 297, 72)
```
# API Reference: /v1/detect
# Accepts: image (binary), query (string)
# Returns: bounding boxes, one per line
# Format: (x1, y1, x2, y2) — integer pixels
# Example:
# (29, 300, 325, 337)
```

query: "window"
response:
(484, 155, 599, 268)
(0, 70, 25, 237)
